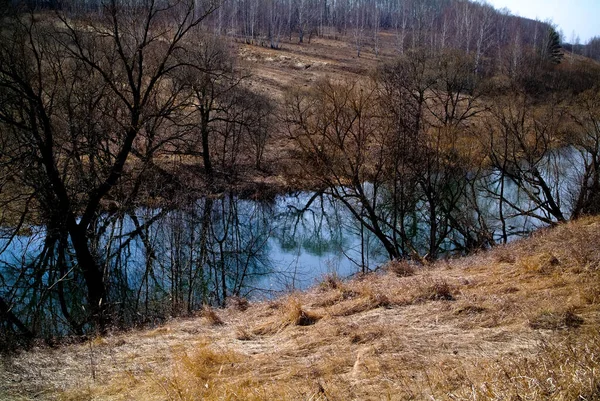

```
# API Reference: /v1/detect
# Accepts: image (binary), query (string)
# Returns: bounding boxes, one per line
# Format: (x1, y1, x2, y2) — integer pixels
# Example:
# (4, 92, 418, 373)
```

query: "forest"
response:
(1, 0, 599, 350)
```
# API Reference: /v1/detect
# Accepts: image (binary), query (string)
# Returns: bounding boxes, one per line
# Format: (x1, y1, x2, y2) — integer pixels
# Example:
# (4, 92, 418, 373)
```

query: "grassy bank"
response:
(1, 216, 599, 400)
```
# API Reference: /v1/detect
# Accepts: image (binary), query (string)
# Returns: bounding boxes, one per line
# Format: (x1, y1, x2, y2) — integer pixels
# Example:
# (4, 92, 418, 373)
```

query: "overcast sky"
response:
(487, 0, 600, 43)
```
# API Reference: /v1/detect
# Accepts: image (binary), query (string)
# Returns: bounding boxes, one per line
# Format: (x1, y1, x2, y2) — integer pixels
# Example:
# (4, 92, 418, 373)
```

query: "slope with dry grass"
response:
(1, 216, 599, 400)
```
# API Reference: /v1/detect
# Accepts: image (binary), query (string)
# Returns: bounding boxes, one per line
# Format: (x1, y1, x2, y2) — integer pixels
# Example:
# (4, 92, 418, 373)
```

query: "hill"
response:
(2, 215, 599, 400)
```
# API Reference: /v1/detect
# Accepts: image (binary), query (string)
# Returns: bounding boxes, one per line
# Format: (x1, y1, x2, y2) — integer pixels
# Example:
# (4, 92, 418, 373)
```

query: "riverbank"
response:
(2, 215, 599, 400)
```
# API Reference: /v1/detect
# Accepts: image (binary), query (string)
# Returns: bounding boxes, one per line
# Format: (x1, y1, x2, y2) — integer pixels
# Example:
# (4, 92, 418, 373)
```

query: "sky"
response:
(487, 0, 600, 43)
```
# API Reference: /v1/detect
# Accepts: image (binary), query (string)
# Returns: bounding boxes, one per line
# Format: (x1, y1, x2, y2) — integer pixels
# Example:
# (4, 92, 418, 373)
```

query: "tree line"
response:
(284, 48, 600, 263)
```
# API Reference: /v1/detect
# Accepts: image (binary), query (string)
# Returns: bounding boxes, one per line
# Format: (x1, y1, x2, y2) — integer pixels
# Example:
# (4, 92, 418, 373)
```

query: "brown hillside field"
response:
(236, 32, 399, 99)
(1, 216, 599, 400)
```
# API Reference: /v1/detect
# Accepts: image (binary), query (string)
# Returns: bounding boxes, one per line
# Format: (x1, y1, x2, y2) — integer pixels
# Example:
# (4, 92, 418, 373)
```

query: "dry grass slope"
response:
(1, 216, 599, 400)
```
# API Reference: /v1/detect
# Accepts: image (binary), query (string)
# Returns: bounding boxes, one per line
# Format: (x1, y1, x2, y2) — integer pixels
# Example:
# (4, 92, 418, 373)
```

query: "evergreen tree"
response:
(546, 27, 564, 64)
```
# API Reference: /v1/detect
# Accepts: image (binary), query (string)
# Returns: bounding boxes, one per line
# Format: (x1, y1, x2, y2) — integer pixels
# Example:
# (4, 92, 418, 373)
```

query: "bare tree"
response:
(571, 87, 600, 217)
(0, 0, 219, 331)
(176, 34, 271, 183)
(284, 79, 404, 259)
(487, 88, 567, 227)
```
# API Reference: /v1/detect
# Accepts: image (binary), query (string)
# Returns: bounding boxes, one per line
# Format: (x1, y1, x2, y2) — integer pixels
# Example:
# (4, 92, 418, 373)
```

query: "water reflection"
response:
(0, 192, 386, 336)
(0, 152, 579, 338)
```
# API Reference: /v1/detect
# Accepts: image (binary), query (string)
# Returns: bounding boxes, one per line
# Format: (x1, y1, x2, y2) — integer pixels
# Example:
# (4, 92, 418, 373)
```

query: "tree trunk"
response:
(68, 222, 108, 332)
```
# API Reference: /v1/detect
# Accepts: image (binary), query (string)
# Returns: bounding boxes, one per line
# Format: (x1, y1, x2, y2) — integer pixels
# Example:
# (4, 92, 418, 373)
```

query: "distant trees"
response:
(207, 0, 558, 74)
(586, 37, 600, 61)
(176, 34, 272, 183)
(9, 0, 570, 74)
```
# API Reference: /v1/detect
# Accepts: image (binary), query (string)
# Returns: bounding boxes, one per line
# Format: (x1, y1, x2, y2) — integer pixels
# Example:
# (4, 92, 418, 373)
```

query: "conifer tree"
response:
(546, 27, 564, 64)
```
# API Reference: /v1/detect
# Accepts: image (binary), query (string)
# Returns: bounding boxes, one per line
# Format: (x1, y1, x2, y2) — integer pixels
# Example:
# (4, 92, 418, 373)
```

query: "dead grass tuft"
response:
(415, 278, 455, 302)
(227, 296, 250, 311)
(345, 324, 386, 345)
(201, 305, 224, 326)
(285, 298, 322, 326)
(318, 273, 343, 290)
(311, 287, 359, 308)
(387, 259, 416, 277)
(494, 248, 516, 264)
(235, 327, 255, 341)
(454, 304, 487, 315)
(329, 282, 392, 317)
(529, 309, 585, 330)
(252, 297, 322, 335)
(519, 252, 561, 274)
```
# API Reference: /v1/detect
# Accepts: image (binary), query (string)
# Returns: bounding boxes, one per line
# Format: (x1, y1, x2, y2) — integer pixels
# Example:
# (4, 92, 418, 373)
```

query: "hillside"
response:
(2, 216, 599, 400)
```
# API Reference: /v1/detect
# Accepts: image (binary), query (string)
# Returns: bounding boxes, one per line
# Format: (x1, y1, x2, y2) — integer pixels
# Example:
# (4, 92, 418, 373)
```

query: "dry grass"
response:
(200, 305, 224, 326)
(414, 278, 455, 302)
(251, 296, 323, 336)
(528, 308, 585, 330)
(2, 216, 600, 400)
(386, 259, 417, 277)
(226, 296, 250, 312)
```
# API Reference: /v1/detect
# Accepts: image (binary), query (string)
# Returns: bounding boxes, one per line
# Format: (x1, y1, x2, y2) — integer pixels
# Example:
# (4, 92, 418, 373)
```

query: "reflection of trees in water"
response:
(276, 192, 346, 256)
(102, 195, 274, 318)
(1, 194, 274, 340)
(273, 192, 387, 274)
(0, 172, 583, 343)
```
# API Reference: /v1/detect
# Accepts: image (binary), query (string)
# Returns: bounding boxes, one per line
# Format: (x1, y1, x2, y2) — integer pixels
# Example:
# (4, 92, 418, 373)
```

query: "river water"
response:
(0, 148, 584, 333)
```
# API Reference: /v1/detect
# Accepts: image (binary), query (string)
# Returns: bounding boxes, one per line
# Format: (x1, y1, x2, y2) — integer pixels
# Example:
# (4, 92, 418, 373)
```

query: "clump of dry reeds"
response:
(318, 273, 343, 290)
(235, 327, 255, 341)
(252, 297, 322, 336)
(284, 297, 322, 326)
(519, 252, 561, 274)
